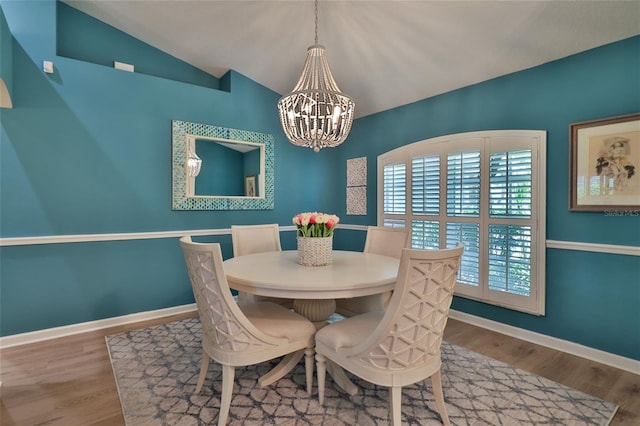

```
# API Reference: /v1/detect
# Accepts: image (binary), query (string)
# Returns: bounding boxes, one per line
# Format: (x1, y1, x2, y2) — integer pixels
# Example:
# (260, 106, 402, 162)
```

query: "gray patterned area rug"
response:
(106, 318, 617, 426)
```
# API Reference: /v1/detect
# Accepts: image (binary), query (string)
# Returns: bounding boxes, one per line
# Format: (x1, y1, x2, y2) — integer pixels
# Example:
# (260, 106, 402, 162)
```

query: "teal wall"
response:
(56, 2, 219, 89)
(327, 36, 640, 360)
(0, 5, 12, 95)
(0, 0, 333, 335)
(1, 1, 638, 361)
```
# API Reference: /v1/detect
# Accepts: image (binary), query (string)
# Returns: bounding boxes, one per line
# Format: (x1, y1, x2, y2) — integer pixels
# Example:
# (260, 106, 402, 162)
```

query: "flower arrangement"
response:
(292, 212, 340, 238)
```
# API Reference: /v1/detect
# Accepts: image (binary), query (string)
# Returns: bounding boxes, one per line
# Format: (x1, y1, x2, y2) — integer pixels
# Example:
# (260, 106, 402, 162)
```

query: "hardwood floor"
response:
(1, 313, 638, 426)
(443, 321, 640, 426)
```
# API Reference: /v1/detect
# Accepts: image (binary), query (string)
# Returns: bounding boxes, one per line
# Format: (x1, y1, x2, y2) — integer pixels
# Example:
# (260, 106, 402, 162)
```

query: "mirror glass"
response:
(172, 120, 274, 210)
(190, 138, 261, 197)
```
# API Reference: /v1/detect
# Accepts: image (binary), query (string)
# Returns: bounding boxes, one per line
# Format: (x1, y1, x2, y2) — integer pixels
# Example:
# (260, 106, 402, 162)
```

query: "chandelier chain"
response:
(314, 0, 318, 45)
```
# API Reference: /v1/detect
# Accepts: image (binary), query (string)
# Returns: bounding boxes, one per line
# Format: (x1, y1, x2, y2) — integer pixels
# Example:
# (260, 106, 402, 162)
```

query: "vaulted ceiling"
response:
(64, 1, 640, 118)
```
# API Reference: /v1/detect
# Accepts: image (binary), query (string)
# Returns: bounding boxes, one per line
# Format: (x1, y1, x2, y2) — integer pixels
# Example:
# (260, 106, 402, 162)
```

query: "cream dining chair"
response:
(180, 236, 316, 426)
(231, 224, 293, 308)
(315, 244, 464, 426)
(335, 226, 410, 317)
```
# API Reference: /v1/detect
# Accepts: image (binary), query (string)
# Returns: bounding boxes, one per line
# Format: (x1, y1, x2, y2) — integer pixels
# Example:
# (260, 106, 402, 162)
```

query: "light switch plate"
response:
(43, 61, 54, 74)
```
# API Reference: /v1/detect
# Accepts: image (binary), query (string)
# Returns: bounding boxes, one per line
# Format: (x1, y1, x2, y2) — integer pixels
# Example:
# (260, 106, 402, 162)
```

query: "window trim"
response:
(377, 130, 546, 315)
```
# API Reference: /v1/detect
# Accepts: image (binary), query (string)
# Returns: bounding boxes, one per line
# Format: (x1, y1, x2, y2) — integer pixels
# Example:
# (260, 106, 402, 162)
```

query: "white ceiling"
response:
(64, 0, 640, 118)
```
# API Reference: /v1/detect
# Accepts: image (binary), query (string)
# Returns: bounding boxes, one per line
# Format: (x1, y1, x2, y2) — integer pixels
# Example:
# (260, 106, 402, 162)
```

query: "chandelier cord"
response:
(314, 0, 318, 45)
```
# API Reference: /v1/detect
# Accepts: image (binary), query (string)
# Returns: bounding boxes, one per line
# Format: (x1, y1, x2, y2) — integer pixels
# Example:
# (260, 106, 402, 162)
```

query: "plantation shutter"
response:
(488, 224, 532, 296)
(447, 151, 481, 217)
(411, 220, 440, 249)
(383, 163, 406, 215)
(382, 163, 407, 228)
(446, 222, 480, 286)
(487, 148, 534, 297)
(378, 131, 545, 315)
(412, 155, 440, 215)
(489, 150, 532, 217)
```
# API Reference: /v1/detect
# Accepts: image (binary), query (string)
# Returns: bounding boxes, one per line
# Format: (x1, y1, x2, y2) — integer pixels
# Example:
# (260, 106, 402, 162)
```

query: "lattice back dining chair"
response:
(231, 224, 293, 308)
(315, 244, 464, 426)
(180, 236, 315, 426)
(335, 226, 410, 317)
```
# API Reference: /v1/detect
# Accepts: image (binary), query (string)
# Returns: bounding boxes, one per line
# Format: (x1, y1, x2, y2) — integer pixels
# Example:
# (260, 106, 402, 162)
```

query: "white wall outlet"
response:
(114, 61, 134, 72)
(43, 61, 54, 74)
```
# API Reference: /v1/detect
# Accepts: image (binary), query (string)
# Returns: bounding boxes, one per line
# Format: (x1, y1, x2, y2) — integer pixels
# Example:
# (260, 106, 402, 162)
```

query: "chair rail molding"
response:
(0, 225, 366, 246)
(2, 229, 638, 257)
(546, 240, 639, 256)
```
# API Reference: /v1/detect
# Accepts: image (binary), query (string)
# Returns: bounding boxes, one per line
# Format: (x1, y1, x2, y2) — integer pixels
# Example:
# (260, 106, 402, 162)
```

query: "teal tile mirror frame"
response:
(172, 120, 274, 210)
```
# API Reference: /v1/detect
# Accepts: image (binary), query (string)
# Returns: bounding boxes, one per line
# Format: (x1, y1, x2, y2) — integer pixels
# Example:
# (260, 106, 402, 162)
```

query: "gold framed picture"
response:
(569, 113, 640, 212)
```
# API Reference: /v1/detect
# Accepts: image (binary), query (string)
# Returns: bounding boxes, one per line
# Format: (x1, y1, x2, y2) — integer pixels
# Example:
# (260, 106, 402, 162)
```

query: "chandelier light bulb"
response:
(331, 105, 341, 125)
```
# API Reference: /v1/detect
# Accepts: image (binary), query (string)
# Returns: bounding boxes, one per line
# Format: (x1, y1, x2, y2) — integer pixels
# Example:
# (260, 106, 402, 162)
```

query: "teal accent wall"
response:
(325, 36, 640, 360)
(0, 0, 333, 335)
(0, 5, 12, 95)
(0, 0, 638, 362)
(56, 2, 219, 89)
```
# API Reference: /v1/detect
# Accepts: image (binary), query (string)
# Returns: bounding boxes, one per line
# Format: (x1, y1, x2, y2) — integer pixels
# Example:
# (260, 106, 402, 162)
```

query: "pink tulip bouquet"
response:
(292, 212, 340, 238)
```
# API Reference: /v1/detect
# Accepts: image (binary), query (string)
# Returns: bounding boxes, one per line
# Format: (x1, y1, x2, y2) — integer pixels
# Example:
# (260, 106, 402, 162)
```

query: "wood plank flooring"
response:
(1, 313, 638, 426)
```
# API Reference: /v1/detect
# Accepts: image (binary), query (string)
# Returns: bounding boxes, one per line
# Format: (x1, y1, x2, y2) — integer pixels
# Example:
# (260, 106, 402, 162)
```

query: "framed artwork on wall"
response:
(245, 175, 257, 197)
(570, 113, 640, 212)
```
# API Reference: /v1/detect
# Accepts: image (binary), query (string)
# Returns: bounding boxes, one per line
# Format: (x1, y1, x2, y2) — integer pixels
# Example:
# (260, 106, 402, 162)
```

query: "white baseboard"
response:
(0, 303, 197, 349)
(449, 309, 640, 375)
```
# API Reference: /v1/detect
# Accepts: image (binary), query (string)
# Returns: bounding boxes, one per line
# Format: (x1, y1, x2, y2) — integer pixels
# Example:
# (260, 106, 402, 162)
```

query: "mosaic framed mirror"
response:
(172, 120, 274, 210)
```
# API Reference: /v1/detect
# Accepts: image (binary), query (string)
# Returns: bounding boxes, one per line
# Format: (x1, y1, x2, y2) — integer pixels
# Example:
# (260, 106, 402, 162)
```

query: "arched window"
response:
(378, 130, 546, 315)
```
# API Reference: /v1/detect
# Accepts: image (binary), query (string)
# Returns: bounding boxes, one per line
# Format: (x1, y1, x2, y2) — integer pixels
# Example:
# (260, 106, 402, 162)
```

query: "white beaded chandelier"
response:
(277, 0, 355, 153)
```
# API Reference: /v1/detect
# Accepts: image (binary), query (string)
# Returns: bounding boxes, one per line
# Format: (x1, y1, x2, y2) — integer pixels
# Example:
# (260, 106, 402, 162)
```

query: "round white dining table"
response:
(223, 250, 399, 299)
(223, 250, 400, 395)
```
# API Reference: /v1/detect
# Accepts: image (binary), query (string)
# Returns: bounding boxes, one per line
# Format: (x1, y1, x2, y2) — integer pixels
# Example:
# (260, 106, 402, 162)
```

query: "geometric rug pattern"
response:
(106, 318, 617, 426)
